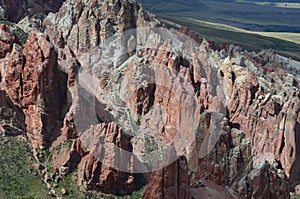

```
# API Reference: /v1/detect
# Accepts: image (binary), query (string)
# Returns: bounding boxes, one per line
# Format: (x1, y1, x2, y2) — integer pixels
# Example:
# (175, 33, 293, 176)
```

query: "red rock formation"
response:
(62, 112, 77, 139)
(59, 139, 86, 174)
(143, 156, 190, 199)
(21, 31, 61, 148)
(241, 162, 289, 199)
(77, 122, 135, 195)
(226, 65, 299, 178)
(0, 25, 60, 147)
(135, 36, 295, 198)
(3, 31, 62, 148)
(5, 44, 24, 104)
(1, 0, 298, 198)
(191, 180, 238, 199)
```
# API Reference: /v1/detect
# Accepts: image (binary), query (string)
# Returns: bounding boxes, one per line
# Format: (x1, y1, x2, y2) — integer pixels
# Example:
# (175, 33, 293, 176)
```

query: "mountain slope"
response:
(138, 0, 300, 32)
(0, 0, 299, 198)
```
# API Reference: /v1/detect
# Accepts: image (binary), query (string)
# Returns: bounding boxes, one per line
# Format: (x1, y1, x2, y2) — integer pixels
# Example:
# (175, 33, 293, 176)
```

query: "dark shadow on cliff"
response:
(289, 121, 300, 192)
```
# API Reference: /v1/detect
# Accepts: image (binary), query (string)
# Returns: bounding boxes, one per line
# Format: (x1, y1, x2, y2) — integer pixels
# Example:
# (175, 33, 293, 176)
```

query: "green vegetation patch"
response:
(0, 20, 28, 45)
(0, 137, 51, 199)
(164, 17, 300, 61)
(53, 173, 85, 199)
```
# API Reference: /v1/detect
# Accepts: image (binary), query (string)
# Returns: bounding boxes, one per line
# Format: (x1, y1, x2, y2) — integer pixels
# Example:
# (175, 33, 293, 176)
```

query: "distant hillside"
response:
(138, 0, 208, 12)
(138, 0, 300, 32)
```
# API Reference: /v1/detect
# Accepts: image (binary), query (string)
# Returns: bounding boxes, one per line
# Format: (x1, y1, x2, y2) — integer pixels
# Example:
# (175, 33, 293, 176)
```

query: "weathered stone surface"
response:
(0, 90, 25, 135)
(190, 180, 238, 199)
(77, 122, 135, 195)
(0, 5, 4, 20)
(0, 24, 15, 58)
(44, 0, 143, 55)
(21, 31, 61, 148)
(134, 30, 296, 198)
(1, 0, 299, 198)
(5, 43, 24, 104)
(243, 162, 289, 199)
(56, 139, 85, 175)
(143, 156, 190, 199)
(0, 24, 63, 148)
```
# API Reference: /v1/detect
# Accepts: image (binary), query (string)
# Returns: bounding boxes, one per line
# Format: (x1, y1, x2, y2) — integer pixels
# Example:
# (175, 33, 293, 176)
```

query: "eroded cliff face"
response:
(0, 0, 299, 198)
(1, 29, 62, 148)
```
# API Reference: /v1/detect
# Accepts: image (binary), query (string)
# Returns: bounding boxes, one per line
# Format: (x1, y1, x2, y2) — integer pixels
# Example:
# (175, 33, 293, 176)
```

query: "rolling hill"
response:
(138, 0, 300, 32)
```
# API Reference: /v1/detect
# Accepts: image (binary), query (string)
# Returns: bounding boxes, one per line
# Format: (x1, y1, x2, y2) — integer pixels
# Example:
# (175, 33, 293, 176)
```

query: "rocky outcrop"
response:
(1, 0, 299, 198)
(44, 0, 139, 54)
(0, 25, 24, 136)
(130, 29, 298, 198)
(190, 180, 238, 199)
(21, 31, 61, 148)
(3, 30, 62, 148)
(0, 90, 25, 136)
(77, 122, 135, 195)
(5, 43, 24, 104)
(220, 50, 300, 178)
(237, 162, 289, 199)
(143, 155, 190, 199)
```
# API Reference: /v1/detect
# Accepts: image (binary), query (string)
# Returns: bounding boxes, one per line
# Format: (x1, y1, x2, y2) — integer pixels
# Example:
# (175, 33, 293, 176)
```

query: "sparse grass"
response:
(119, 188, 144, 199)
(54, 172, 85, 199)
(36, 147, 52, 163)
(0, 137, 51, 198)
(291, 193, 300, 199)
(0, 20, 28, 45)
(53, 172, 144, 199)
(185, 18, 300, 45)
(136, 118, 141, 126)
(256, 32, 300, 45)
(65, 139, 73, 150)
(98, 187, 144, 199)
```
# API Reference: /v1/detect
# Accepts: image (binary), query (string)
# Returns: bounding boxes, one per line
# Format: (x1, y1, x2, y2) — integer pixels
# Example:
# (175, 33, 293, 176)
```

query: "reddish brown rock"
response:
(143, 156, 190, 199)
(3, 0, 293, 197)
(190, 180, 238, 199)
(77, 122, 135, 195)
(58, 139, 86, 174)
(0, 24, 15, 58)
(237, 162, 289, 199)
(20, 31, 61, 148)
(5, 43, 24, 104)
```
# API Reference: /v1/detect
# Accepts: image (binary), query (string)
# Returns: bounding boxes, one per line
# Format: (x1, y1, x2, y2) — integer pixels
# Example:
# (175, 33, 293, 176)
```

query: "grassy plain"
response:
(162, 17, 300, 61)
(139, 0, 300, 32)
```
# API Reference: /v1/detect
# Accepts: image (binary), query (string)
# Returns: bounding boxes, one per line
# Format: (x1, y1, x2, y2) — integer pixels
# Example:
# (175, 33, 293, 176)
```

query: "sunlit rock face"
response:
(0, 0, 299, 198)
